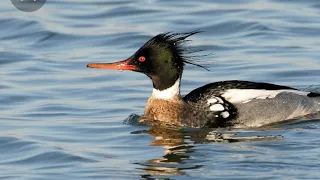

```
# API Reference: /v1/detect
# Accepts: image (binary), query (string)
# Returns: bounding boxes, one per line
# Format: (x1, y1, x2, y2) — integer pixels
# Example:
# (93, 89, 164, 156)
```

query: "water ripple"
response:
(0, 0, 319, 179)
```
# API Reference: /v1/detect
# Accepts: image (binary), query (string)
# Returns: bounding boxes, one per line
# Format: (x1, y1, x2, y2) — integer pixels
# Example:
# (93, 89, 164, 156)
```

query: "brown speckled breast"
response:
(144, 95, 190, 125)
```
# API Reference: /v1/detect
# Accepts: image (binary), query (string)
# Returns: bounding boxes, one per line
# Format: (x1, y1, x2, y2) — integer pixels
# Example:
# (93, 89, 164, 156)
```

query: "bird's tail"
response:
(309, 93, 320, 112)
(313, 97, 320, 112)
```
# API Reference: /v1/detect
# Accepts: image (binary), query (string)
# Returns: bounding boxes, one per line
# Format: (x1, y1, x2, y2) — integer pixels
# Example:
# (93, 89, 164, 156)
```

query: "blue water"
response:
(1, 0, 320, 179)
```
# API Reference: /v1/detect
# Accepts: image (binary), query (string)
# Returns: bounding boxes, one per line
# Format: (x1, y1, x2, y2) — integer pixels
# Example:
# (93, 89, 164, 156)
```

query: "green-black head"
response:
(87, 31, 207, 90)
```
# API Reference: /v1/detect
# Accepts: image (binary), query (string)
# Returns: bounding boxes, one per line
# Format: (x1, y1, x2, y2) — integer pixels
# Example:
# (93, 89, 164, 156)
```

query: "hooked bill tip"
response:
(87, 63, 102, 68)
(87, 64, 95, 68)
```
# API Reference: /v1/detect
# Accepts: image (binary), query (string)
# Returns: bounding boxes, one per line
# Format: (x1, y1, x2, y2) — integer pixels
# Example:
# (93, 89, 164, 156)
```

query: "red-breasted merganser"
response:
(87, 32, 320, 128)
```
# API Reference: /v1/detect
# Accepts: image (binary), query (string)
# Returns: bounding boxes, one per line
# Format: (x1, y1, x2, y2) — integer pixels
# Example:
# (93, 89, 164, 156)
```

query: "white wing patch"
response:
(209, 104, 225, 111)
(207, 98, 217, 104)
(207, 96, 232, 118)
(221, 111, 230, 118)
(222, 89, 310, 103)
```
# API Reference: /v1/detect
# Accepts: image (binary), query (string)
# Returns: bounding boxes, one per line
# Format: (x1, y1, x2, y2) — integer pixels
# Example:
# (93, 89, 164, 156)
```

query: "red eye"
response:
(138, 56, 146, 62)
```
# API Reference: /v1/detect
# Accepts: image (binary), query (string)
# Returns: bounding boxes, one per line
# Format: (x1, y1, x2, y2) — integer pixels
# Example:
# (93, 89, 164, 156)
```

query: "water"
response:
(1, 0, 320, 179)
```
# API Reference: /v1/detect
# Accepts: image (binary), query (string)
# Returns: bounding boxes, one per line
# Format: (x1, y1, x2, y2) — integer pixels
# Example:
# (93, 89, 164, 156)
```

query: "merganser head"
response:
(87, 32, 205, 91)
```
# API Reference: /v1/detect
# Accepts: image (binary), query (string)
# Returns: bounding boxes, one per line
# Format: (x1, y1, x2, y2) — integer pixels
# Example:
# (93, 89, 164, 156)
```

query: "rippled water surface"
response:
(1, 0, 320, 179)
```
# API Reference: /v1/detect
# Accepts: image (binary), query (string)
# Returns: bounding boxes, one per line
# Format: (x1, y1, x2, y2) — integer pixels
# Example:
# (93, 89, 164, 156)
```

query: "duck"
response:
(87, 32, 320, 128)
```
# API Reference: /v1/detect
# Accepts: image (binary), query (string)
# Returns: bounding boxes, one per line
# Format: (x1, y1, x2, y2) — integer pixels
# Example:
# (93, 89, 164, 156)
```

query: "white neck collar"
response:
(151, 78, 181, 100)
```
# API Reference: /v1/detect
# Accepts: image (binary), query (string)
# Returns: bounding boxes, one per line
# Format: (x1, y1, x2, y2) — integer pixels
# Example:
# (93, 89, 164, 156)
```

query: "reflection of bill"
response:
(11, 0, 46, 12)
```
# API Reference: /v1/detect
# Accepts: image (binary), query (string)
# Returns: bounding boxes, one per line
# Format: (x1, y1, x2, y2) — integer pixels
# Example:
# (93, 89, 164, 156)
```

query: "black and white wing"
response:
(184, 80, 320, 127)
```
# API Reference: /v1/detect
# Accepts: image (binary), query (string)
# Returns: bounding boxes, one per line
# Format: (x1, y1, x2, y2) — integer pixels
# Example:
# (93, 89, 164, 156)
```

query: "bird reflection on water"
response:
(126, 114, 283, 179)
